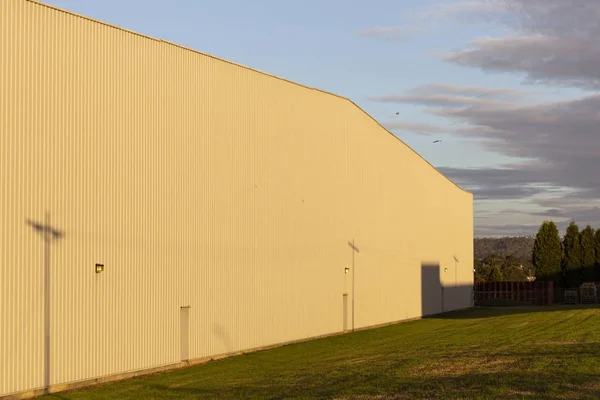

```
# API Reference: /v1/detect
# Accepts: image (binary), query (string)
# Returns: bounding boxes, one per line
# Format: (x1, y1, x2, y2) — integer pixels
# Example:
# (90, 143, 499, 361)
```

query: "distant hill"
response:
(474, 237, 535, 261)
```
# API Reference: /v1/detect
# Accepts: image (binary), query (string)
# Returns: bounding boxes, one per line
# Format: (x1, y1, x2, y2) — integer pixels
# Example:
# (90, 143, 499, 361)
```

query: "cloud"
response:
(436, 95, 600, 177)
(437, 167, 550, 200)
(356, 26, 417, 40)
(475, 223, 541, 237)
(382, 84, 600, 235)
(438, 167, 543, 187)
(360, 1, 509, 40)
(407, 1, 509, 24)
(369, 83, 530, 108)
(381, 121, 443, 135)
(496, 0, 600, 37)
(474, 186, 544, 201)
(531, 194, 600, 226)
(376, 85, 600, 208)
(532, 206, 600, 225)
(370, 93, 518, 108)
(408, 83, 528, 99)
(445, 35, 600, 90)
(536, 191, 600, 208)
(362, 0, 600, 90)
(472, 216, 597, 237)
(442, 0, 600, 90)
(365, 0, 600, 236)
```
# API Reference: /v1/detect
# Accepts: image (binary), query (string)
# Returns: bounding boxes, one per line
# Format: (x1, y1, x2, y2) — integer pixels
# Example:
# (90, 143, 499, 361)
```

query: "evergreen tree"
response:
(488, 265, 503, 282)
(532, 221, 562, 281)
(595, 228, 600, 280)
(563, 220, 582, 287)
(502, 255, 521, 268)
(580, 224, 596, 281)
(502, 265, 529, 282)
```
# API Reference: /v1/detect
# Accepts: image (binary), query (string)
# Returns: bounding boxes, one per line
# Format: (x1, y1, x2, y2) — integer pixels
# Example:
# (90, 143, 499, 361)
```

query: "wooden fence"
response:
(473, 281, 554, 305)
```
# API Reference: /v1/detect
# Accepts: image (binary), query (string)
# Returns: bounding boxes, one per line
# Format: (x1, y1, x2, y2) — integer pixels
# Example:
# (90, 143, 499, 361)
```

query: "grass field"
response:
(43, 305, 600, 400)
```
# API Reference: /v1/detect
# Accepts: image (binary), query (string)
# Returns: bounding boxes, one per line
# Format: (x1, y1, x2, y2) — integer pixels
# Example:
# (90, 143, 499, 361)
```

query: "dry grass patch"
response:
(333, 395, 409, 400)
(410, 355, 520, 377)
(337, 354, 385, 366)
(510, 321, 532, 328)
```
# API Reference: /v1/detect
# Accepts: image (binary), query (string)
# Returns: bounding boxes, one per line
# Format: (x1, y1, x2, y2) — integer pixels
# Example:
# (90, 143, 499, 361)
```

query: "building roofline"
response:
(29, 0, 471, 196)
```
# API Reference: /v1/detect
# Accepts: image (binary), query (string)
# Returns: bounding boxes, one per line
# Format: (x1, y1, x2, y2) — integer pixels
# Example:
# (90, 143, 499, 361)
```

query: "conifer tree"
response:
(594, 228, 600, 280)
(532, 221, 562, 281)
(488, 265, 503, 282)
(580, 225, 596, 281)
(563, 220, 582, 287)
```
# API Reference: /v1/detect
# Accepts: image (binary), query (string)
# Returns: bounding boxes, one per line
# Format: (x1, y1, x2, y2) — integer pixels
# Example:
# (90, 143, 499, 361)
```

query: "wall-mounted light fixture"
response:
(444, 267, 448, 273)
(344, 267, 349, 274)
(95, 263, 104, 274)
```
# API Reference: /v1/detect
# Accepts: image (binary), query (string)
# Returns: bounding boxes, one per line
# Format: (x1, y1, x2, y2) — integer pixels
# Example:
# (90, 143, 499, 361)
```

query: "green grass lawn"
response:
(43, 305, 600, 400)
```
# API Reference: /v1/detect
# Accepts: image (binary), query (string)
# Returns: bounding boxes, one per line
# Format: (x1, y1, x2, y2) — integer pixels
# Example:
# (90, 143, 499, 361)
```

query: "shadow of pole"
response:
(26, 211, 64, 394)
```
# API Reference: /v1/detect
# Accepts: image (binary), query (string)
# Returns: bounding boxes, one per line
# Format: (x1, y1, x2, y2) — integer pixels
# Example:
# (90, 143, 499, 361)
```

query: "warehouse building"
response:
(0, 0, 474, 397)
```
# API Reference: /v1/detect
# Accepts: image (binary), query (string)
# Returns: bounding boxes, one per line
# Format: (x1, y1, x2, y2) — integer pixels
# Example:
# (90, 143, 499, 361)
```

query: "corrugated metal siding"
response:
(0, 0, 474, 396)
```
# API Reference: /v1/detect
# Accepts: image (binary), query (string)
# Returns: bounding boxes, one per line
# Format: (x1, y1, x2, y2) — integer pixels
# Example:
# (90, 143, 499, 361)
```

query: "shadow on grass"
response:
(428, 304, 600, 320)
(145, 369, 600, 399)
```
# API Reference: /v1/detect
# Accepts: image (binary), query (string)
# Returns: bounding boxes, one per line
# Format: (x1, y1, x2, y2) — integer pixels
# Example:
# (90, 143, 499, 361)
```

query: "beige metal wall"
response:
(0, 0, 474, 396)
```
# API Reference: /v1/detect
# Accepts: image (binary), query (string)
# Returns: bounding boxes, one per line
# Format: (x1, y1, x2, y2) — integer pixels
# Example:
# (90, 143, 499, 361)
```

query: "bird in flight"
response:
(433, 140, 442, 144)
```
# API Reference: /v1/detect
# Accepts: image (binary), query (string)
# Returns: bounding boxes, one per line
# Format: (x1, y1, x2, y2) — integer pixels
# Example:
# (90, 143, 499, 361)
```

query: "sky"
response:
(44, 0, 600, 238)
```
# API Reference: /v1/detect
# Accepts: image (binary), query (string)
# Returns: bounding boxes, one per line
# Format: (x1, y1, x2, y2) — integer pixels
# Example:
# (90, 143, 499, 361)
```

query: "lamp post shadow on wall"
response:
(26, 212, 64, 394)
(348, 239, 360, 332)
(453, 254, 459, 287)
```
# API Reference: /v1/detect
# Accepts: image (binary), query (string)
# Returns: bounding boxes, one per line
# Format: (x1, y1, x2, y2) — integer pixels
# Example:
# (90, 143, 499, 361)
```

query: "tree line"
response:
(474, 237, 534, 260)
(474, 254, 533, 283)
(533, 220, 600, 287)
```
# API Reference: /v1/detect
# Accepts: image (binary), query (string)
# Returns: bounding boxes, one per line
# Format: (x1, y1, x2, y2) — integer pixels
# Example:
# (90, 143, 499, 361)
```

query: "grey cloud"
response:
(358, 1, 505, 41)
(536, 191, 600, 208)
(362, 0, 600, 92)
(475, 223, 541, 237)
(443, 0, 600, 90)
(531, 193, 600, 223)
(437, 167, 550, 200)
(473, 218, 587, 237)
(407, 83, 528, 99)
(369, 94, 517, 108)
(380, 87, 600, 235)
(532, 207, 598, 219)
(499, 0, 600, 38)
(365, 0, 600, 90)
(381, 121, 443, 135)
(365, 0, 600, 236)
(476, 205, 600, 237)
(388, 85, 600, 235)
(370, 83, 530, 108)
(429, 94, 600, 193)
(472, 186, 545, 200)
(445, 35, 600, 90)
(531, 206, 600, 226)
(438, 167, 550, 188)
(406, 1, 510, 30)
